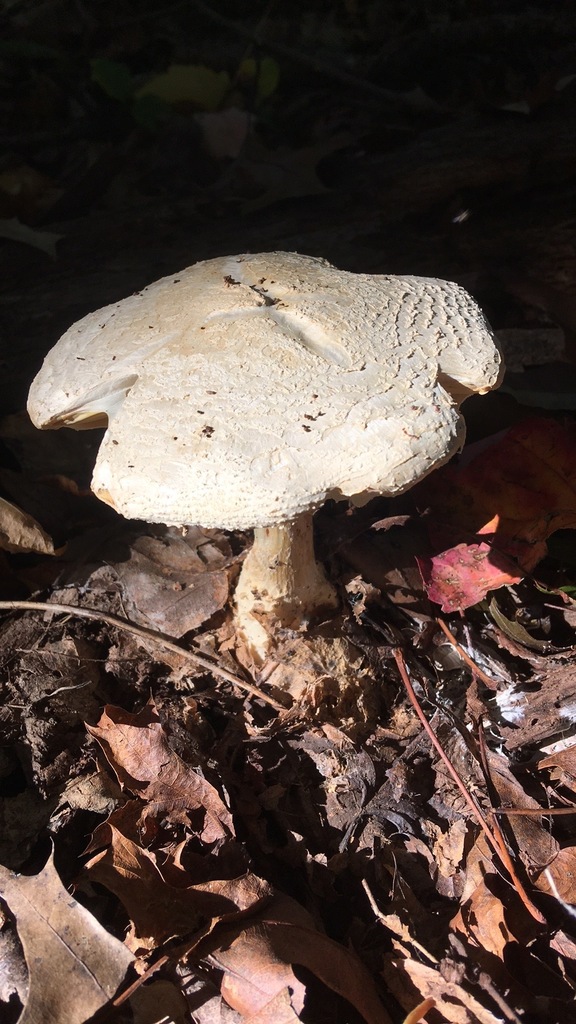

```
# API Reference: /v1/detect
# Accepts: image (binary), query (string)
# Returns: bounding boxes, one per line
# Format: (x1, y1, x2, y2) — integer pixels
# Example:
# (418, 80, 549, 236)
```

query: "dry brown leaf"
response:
(534, 845, 576, 905)
(243, 986, 301, 1024)
(450, 832, 542, 958)
(215, 926, 306, 1019)
(539, 745, 576, 777)
(428, 818, 468, 897)
(384, 944, 502, 1024)
(86, 827, 272, 951)
(0, 852, 133, 1024)
(486, 751, 559, 875)
(538, 744, 576, 798)
(452, 879, 515, 959)
(56, 769, 121, 817)
(87, 700, 234, 841)
(201, 894, 393, 1024)
(114, 526, 231, 636)
(0, 495, 54, 554)
(0, 910, 28, 1009)
(385, 946, 502, 1024)
(131, 978, 189, 1024)
(549, 928, 576, 962)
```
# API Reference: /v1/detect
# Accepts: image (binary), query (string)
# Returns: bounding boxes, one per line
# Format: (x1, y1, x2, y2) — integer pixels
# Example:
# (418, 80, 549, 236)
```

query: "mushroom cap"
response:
(28, 252, 502, 530)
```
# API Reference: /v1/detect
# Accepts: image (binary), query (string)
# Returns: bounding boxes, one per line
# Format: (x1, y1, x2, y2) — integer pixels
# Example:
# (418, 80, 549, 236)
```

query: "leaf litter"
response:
(5, 445, 576, 1023)
(3, 3, 576, 1021)
(4, 352, 576, 1022)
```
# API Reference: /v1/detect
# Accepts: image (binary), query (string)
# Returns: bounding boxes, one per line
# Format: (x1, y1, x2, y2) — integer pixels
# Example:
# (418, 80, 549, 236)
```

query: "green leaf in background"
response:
(90, 58, 134, 103)
(136, 64, 230, 111)
(239, 56, 280, 103)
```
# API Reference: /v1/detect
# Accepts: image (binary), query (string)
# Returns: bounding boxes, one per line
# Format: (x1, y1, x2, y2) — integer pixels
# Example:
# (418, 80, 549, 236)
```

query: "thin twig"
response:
(361, 879, 439, 965)
(392, 647, 547, 925)
(436, 617, 498, 689)
(0, 600, 284, 711)
(493, 806, 576, 816)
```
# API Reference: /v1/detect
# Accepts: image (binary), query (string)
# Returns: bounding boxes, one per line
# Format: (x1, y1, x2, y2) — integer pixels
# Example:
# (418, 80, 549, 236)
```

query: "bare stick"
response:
(436, 616, 498, 690)
(0, 600, 284, 711)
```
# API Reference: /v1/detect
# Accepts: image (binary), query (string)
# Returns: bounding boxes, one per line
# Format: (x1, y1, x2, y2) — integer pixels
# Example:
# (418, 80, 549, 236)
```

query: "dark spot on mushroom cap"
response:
(202, 425, 215, 437)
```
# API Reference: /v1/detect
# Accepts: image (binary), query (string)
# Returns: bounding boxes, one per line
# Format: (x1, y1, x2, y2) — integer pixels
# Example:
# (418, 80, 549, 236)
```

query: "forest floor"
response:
(1, 3, 576, 1022)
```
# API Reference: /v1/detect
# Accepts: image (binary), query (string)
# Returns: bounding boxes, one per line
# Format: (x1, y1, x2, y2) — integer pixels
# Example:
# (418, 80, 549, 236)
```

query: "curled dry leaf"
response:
(0, 495, 54, 555)
(87, 700, 234, 842)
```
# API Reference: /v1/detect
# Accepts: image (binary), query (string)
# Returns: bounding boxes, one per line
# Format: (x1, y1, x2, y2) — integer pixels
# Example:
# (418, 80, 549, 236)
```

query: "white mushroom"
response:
(28, 252, 503, 661)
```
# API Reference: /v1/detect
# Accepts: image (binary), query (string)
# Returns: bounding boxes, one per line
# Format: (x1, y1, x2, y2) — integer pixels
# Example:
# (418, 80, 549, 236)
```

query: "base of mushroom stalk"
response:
(234, 512, 339, 663)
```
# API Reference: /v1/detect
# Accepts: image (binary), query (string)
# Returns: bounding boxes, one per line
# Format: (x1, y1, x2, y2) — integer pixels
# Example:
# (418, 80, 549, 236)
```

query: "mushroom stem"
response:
(234, 511, 339, 661)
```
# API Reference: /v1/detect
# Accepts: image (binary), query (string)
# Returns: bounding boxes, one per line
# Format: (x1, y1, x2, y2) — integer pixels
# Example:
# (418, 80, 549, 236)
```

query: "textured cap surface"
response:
(28, 252, 502, 529)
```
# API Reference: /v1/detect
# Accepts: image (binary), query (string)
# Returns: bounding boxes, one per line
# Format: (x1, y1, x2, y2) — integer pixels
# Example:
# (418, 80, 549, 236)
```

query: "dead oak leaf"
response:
(0, 851, 133, 1024)
(87, 701, 233, 842)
